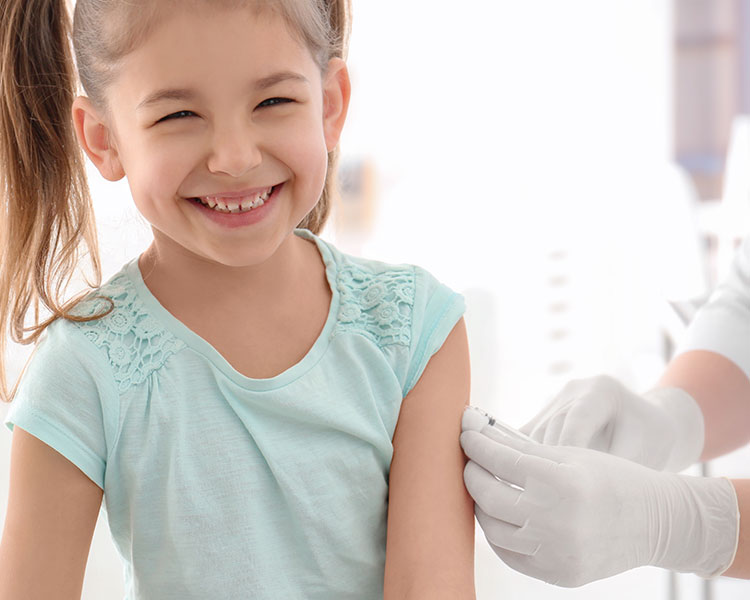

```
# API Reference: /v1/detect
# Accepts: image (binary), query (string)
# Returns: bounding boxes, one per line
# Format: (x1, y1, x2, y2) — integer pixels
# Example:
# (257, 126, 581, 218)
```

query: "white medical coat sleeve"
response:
(677, 235, 750, 380)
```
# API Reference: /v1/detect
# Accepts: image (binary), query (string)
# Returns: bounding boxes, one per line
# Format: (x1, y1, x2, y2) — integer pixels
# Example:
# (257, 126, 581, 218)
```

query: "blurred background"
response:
(2, 0, 750, 598)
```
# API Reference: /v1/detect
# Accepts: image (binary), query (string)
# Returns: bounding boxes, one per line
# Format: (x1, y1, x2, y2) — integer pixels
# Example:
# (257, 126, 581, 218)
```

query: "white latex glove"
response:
(460, 407, 739, 587)
(520, 375, 704, 471)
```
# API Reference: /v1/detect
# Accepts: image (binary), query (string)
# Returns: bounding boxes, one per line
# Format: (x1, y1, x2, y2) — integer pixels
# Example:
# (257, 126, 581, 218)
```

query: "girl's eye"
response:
(155, 99, 292, 124)
(157, 110, 196, 123)
(258, 97, 294, 109)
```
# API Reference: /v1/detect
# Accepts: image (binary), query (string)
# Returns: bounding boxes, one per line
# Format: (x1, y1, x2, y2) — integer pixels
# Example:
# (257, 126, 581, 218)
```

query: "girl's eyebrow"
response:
(135, 71, 310, 111)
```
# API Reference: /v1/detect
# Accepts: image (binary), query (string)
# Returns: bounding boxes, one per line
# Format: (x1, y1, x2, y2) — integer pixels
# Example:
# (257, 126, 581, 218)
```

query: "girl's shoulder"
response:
(65, 264, 187, 394)
(320, 236, 466, 397)
(324, 241, 417, 348)
(321, 237, 461, 350)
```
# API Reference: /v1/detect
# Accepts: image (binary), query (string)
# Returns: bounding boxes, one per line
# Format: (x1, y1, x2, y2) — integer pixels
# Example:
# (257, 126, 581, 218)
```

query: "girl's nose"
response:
(206, 123, 263, 178)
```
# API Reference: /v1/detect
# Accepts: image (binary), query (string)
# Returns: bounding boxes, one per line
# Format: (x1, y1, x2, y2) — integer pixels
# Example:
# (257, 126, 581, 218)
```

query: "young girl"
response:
(0, 0, 474, 598)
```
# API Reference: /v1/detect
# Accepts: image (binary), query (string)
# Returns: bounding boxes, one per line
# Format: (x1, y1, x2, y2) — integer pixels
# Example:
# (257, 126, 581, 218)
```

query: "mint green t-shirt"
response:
(4, 229, 465, 599)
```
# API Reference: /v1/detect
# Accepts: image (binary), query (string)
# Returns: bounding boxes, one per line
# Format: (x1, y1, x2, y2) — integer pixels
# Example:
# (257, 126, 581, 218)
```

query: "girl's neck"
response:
(137, 232, 326, 316)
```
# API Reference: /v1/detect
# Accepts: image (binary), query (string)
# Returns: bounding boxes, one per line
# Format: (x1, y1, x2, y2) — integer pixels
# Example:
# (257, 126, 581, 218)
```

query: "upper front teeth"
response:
(202, 187, 272, 211)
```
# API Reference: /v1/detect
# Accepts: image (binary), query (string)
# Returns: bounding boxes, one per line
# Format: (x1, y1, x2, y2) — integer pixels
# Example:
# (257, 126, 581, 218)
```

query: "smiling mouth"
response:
(191, 185, 277, 214)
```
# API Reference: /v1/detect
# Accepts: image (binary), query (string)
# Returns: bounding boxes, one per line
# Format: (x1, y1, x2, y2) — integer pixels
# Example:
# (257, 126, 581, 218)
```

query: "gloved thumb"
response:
(556, 397, 614, 450)
(519, 410, 547, 436)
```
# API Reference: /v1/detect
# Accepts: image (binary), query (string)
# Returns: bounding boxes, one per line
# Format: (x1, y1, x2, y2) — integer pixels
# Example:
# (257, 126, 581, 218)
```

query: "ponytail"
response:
(0, 0, 110, 403)
(327, 0, 351, 61)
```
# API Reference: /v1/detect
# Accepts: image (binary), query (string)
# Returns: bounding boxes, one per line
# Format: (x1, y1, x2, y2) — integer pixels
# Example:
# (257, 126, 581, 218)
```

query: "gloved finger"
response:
(461, 430, 562, 488)
(490, 544, 565, 587)
(462, 405, 490, 433)
(519, 396, 564, 437)
(557, 395, 614, 450)
(519, 412, 546, 437)
(463, 460, 528, 526)
(542, 410, 569, 445)
(521, 377, 593, 436)
(523, 422, 546, 443)
(476, 425, 583, 486)
(475, 503, 539, 556)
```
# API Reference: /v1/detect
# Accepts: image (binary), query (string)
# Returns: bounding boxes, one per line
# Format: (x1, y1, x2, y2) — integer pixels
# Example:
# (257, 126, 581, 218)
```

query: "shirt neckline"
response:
(122, 228, 340, 391)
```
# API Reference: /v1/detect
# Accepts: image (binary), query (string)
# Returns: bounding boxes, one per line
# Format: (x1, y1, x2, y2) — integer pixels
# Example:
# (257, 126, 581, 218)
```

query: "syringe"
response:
(463, 405, 536, 443)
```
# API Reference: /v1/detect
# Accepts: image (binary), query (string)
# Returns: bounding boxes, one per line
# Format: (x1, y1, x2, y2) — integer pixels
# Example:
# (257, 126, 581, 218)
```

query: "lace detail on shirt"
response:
(334, 260, 414, 346)
(70, 273, 187, 394)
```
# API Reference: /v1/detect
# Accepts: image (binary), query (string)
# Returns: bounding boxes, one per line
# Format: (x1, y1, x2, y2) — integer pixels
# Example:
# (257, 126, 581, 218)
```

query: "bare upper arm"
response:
(383, 317, 475, 599)
(659, 350, 750, 460)
(0, 426, 102, 599)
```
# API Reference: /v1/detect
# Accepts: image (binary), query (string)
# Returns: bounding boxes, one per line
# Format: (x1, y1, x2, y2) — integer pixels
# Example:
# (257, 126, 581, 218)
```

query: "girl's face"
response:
(74, 6, 349, 270)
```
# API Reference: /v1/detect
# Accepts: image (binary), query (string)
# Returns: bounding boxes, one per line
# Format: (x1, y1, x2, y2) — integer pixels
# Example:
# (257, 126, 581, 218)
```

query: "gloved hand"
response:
(520, 375, 705, 471)
(460, 408, 739, 587)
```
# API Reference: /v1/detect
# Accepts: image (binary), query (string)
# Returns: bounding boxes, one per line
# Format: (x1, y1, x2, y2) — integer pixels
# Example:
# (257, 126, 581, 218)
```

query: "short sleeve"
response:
(3, 319, 118, 489)
(402, 267, 466, 396)
(676, 235, 750, 379)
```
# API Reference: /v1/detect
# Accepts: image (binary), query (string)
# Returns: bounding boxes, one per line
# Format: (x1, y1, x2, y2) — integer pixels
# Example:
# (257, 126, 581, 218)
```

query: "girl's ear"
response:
(322, 58, 351, 152)
(71, 96, 126, 181)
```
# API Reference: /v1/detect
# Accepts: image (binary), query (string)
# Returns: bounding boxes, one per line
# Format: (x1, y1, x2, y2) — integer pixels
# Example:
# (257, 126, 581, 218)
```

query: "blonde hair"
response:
(0, 0, 351, 403)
